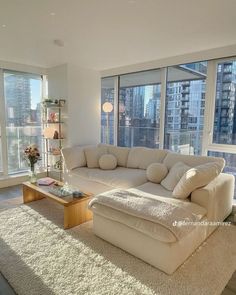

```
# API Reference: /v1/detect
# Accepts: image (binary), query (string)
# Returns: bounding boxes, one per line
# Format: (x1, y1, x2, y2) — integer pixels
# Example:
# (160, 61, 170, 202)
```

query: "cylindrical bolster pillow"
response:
(146, 163, 168, 183)
(99, 154, 117, 170)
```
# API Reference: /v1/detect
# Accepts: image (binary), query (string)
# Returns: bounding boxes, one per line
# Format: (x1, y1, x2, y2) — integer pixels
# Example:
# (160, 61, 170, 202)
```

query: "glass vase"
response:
(29, 165, 37, 184)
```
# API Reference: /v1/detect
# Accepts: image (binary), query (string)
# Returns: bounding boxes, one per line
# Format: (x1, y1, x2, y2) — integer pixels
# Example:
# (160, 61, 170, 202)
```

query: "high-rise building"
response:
(213, 61, 236, 144)
(4, 74, 31, 126)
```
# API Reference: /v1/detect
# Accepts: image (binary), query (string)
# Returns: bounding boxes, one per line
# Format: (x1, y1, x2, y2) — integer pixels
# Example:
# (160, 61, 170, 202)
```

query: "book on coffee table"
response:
(37, 177, 55, 186)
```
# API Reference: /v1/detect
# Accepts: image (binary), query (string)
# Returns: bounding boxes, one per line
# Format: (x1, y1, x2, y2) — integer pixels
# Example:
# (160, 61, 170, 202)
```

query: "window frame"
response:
(0, 69, 8, 176)
(101, 56, 236, 157)
(0, 69, 46, 177)
(116, 68, 165, 148)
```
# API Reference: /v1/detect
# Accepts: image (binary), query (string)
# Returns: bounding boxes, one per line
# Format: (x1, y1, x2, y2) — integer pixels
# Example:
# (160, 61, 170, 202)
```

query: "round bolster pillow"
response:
(146, 163, 168, 183)
(99, 154, 117, 170)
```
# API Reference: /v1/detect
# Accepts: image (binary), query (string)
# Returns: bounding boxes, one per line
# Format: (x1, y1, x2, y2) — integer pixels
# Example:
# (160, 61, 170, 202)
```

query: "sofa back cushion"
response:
(127, 147, 168, 169)
(61, 145, 95, 170)
(98, 144, 130, 167)
(161, 162, 190, 191)
(84, 146, 108, 168)
(163, 152, 225, 171)
(173, 162, 223, 199)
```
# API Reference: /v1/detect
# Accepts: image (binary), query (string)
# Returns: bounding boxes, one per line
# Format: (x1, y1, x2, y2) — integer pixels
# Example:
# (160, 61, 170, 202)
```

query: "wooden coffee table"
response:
(22, 181, 93, 229)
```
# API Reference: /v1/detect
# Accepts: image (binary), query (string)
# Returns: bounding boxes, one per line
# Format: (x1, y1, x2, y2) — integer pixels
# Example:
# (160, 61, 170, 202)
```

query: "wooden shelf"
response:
(43, 104, 64, 108)
(42, 137, 64, 140)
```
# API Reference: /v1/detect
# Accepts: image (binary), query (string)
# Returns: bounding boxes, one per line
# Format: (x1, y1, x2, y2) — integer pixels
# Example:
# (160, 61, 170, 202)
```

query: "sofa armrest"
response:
(61, 145, 95, 171)
(191, 173, 234, 221)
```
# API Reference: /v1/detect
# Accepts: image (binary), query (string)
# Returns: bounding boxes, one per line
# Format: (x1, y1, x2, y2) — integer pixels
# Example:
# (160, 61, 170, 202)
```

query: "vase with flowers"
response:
(24, 144, 41, 183)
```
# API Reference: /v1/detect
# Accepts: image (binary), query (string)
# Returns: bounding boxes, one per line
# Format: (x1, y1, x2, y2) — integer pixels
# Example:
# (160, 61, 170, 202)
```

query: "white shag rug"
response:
(0, 199, 235, 295)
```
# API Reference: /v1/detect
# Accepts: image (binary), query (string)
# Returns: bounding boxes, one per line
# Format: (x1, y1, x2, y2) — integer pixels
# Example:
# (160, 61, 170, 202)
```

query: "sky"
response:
(30, 79, 42, 109)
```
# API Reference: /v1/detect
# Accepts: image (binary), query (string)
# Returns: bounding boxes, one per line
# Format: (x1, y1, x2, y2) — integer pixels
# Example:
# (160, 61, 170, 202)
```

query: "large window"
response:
(164, 62, 207, 155)
(3, 71, 43, 174)
(100, 57, 236, 200)
(118, 70, 161, 148)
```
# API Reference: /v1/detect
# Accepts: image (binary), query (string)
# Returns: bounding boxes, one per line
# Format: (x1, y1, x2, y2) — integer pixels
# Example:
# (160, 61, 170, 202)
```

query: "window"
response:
(3, 71, 43, 174)
(164, 62, 207, 155)
(213, 60, 236, 145)
(118, 70, 161, 148)
(101, 77, 115, 145)
(100, 57, 236, 199)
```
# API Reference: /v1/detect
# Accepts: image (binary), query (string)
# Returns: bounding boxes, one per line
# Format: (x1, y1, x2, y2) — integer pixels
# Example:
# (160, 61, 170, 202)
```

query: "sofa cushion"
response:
(108, 146, 130, 167)
(84, 146, 108, 168)
(99, 154, 117, 170)
(127, 147, 168, 169)
(163, 152, 225, 170)
(161, 162, 190, 191)
(146, 163, 168, 184)
(135, 182, 174, 198)
(173, 162, 223, 199)
(98, 144, 130, 167)
(64, 169, 113, 195)
(131, 187, 206, 216)
(72, 167, 147, 189)
(61, 145, 94, 170)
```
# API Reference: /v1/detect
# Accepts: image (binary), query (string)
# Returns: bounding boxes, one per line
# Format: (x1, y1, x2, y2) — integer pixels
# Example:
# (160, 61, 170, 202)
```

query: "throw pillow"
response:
(99, 154, 117, 170)
(173, 162, 222, 199)
(146, 163, 168, 184)
(84, 146, 107, 168)
(161, 162, 190, 191)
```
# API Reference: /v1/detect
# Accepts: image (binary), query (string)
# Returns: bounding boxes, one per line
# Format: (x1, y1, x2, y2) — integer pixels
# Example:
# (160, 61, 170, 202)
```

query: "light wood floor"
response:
(0, 185, 235, 295)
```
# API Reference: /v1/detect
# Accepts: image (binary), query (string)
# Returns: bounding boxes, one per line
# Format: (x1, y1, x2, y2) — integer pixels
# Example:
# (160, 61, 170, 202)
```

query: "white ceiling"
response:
(0, 0, 236, 71)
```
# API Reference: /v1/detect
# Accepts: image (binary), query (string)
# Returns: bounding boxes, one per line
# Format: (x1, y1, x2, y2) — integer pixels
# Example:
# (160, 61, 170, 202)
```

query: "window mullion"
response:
(0, 69, 8, 176)
(114, 76, 119, 146)
(202, 60, 217, 155)
(159, 67, 167, 149)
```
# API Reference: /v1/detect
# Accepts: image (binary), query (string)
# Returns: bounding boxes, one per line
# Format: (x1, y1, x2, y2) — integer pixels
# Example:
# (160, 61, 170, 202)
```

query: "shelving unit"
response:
(42, 102, 65, 181)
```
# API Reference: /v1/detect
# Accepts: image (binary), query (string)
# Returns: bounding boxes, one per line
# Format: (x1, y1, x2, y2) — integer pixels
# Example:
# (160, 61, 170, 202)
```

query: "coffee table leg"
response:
(23, 184, 45, 203)
(64, 201, 93, 229)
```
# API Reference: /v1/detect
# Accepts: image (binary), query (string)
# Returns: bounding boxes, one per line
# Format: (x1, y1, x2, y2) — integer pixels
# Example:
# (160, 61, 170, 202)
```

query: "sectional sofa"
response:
(62, 144, 234, 274)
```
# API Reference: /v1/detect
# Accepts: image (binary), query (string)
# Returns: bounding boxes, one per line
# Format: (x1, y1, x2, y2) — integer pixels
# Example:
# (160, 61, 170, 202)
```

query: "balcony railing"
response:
(4, 126, 43, 174)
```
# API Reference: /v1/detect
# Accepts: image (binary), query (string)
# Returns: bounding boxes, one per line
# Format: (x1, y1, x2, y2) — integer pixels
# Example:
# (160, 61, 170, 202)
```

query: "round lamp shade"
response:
(102, 102, 113, 113)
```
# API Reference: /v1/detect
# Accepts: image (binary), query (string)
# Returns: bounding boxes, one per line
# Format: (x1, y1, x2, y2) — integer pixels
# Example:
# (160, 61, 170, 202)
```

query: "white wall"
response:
(47, 63, 100, 146)
(47, 64, 68, 100)
(0, 60, 46, 75)
(67, 64, 100, 146)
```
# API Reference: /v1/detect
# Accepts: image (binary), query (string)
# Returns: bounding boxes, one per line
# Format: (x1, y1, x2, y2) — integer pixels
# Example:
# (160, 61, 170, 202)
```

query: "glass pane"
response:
(208, 151, 236, 200)
(4, 71, 43, 174)
(101, 77, 114, 144)
(164, 62, 207, 155)
(118, 69, 161, 148)
(213, 60, 236, 144)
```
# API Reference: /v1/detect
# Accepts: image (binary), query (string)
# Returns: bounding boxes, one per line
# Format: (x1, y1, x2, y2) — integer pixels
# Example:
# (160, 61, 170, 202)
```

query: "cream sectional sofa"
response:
(62, 144, 234, 274)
